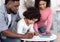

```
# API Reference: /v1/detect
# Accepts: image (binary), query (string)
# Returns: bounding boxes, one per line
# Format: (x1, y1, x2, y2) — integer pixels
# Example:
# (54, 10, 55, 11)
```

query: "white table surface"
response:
(21, 34, 57, 41)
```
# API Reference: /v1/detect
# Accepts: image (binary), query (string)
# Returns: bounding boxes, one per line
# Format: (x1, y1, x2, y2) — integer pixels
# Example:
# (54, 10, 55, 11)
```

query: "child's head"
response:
(23, 7, 41, 24)
(35, 0, 50, 10)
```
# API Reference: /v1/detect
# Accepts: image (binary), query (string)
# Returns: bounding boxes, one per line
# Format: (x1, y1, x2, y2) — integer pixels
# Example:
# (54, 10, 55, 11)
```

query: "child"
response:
(17, 7, 41, 39)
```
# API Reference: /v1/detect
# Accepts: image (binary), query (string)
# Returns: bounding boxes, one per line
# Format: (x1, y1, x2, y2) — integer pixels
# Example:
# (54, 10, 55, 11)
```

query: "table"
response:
(21, 34, 57, 42)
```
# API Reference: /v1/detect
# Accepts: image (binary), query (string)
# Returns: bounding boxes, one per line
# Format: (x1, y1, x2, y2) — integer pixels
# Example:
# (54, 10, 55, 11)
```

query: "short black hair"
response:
(23, 7, 41, 22)
(34, 0, 50, 9)
(5, 0, 19, 5)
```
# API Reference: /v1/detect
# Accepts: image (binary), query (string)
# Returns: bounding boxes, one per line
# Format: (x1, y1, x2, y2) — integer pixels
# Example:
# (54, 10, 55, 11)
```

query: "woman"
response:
(34, 0, 53, 42)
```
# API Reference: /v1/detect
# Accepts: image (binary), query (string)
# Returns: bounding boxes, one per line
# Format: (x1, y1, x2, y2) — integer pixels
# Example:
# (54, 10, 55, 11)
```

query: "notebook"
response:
(39, 34, 51, 38)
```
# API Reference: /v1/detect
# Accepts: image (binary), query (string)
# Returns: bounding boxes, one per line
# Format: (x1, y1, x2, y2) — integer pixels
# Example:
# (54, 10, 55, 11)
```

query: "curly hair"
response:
(23, 7, 41, 22)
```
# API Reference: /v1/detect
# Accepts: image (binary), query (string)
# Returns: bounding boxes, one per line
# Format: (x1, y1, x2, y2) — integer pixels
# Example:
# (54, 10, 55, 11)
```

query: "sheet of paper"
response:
(40, 36, 50, 38)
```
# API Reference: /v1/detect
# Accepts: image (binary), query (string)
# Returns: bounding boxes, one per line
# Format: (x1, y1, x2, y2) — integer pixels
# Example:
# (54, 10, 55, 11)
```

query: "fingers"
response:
(25, 33, 34, 39)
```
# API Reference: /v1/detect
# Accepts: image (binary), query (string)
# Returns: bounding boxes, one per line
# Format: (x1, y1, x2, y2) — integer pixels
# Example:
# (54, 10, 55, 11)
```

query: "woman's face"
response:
(39, 1, 47, 10)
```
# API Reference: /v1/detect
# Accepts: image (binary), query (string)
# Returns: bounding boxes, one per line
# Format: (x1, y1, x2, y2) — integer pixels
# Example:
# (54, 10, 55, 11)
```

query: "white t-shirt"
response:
(7, 14, 11, 26)
(17, 19, 35, 34)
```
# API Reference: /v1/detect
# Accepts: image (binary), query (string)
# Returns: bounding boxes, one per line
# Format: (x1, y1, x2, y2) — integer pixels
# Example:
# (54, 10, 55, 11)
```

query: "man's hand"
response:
(24, 33, 34, 39)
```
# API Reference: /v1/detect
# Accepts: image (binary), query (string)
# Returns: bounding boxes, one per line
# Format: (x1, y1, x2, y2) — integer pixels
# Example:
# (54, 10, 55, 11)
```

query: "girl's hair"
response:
(5, 0, 19, 5)
(23, 7, 41, 22)
(34, 0, 50, 9)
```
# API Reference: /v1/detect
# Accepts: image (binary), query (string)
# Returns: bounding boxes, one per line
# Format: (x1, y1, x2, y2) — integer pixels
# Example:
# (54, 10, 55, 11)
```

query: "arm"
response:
(29, 24, 35, 32)
(34, 23, 39, 32)
(0, 11, 28, 38)
(29, 24, 39, 35)
(2, 30, 25, 38)
(0, 11, 8, 32)
(46, 8, 52, 32)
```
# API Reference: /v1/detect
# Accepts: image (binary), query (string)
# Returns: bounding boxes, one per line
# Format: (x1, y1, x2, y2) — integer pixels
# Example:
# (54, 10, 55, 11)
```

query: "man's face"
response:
(9, 1, 19, 14)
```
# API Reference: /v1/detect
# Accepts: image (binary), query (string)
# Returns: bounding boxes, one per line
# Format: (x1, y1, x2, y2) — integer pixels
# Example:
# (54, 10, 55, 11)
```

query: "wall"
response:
(0, 0, 5, 6)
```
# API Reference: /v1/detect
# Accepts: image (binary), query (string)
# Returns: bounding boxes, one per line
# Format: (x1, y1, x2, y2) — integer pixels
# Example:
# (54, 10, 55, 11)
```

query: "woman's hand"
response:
(46, 30, 51, 35)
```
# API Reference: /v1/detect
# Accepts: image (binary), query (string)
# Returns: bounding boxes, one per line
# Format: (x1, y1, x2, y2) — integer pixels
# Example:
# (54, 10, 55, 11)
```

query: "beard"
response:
(8, 9, 17, 14)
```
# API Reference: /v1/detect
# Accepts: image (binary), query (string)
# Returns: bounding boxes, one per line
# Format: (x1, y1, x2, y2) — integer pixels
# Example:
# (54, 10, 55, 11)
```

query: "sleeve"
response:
(46, 8, 52, 31)
(34, 23, 38, 32)
(0, 11, 8, 32)
(17, 21, 23, 34)
(29, 24, 35, 32)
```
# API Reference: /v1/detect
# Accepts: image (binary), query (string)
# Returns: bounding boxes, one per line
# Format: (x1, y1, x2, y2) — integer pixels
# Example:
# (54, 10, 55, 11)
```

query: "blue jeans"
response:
(1, 37, 21, 42)
(0, 34, 1, 42)
(38, 26, 54, 42)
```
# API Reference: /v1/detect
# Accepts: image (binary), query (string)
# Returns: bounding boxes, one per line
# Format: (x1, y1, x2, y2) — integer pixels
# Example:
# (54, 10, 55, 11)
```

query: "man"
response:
(0, 0, 34, 42)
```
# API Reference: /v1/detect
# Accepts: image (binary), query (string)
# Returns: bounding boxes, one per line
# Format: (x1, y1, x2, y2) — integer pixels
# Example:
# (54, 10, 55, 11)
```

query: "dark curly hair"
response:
(5, 0, 19, 5)
(23, 7, 41, 22)
(34, 0, 50, 10)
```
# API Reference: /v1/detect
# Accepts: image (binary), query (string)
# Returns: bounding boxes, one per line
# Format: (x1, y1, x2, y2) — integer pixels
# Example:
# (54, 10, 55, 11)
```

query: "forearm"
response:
(34, 23, 38, 32)
(47, 13, 52, 31)
(1, 30, 25, 38)
(47, 24, 52, 31)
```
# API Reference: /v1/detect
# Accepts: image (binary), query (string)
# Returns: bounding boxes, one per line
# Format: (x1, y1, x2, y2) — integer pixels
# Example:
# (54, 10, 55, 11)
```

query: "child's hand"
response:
(34, 31, 39, 36)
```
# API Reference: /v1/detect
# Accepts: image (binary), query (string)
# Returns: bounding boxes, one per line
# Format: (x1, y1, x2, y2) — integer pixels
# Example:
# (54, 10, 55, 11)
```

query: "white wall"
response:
(51, 0, 60, 10)
(0, 0, 5, 6)
(51, 0, 60, 33)
(0, 0, 60, 9)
